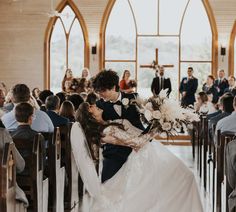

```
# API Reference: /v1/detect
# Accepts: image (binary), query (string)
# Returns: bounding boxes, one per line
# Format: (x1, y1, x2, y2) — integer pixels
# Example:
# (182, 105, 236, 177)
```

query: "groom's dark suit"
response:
(96, 92, 144, 183)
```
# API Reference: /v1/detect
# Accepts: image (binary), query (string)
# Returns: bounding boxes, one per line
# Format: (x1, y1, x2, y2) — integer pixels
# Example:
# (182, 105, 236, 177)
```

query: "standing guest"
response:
(1, 84, 54, 132)
(119, 70, 134, 93)
(81, 67, 91, 80)
(202, 75, 218, 104)
(45, 95, 69, 127)
(151, 66, 172, 97)
(224, 76, 236, 96)
(59, 100, 75, 122)
(214, 69, 229, 97)
(62, 68, 74, 93)
(179, 67, 198, 107)
(10, 102, 37, 141)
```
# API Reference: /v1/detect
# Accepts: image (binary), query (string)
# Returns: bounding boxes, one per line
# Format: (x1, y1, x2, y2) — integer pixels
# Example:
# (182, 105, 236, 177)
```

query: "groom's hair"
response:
(92, 69, 120, 92)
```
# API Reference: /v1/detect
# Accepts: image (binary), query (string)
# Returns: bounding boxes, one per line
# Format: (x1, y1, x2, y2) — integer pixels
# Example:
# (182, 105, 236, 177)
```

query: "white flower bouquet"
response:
(134, 89, 200, 138)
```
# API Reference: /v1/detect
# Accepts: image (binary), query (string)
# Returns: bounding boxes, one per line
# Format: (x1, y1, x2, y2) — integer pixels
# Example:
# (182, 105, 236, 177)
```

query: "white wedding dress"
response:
(70, 120, 203, 212)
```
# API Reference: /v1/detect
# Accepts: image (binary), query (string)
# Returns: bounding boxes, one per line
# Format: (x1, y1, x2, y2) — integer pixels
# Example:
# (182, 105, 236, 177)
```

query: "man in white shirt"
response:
(1, 84, 54, 132)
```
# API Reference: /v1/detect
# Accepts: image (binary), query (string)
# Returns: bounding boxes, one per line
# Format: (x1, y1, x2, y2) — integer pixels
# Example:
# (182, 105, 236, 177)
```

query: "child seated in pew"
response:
(0, 127, 29, 208)
(11, 102, 37, 141)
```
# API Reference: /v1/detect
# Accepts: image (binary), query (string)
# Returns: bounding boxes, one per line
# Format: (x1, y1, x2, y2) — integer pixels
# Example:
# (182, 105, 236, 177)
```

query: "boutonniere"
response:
(121, 98, 130, 109)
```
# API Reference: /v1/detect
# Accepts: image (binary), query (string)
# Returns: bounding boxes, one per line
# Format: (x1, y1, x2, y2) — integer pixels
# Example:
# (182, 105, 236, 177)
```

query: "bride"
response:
(71, 102, 204, 212)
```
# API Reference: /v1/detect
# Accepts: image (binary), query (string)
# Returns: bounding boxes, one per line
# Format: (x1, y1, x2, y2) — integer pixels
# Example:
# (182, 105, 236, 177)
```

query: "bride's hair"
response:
(75, 102, 125, 155)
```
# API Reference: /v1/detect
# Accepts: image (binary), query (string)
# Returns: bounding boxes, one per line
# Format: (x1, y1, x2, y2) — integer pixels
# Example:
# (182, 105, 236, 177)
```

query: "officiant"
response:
(151, 66, 172, 97)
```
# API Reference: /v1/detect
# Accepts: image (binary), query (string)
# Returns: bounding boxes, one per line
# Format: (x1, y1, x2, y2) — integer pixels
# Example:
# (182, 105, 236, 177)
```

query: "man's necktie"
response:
(160, 77, 164, 90)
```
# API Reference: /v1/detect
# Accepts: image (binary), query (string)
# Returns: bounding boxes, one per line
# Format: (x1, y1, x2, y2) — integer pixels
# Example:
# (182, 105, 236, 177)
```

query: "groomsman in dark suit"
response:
(151, 66, 172, 97)
(214, 69, 229, 97)
(224, 76, 236, 96)
(93, 70, 145, 183)
(179, 67, 198, 107)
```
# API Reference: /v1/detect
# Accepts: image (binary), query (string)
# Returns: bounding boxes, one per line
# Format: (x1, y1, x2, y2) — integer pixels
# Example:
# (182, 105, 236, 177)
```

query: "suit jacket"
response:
(214, 78, 229, 97)
(10, 125, 38, 141)
(151, 77, 172, 97)
(224, 87, 236, 97)
(96, 92, 144, 182)
(46, 110, 69, 127)
(179, 77, 198, 107)
(226, 139, 236, 211)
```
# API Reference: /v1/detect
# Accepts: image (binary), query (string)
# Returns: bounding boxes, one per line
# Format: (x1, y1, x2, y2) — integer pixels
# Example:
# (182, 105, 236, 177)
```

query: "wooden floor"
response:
(166, 142, 212, 212)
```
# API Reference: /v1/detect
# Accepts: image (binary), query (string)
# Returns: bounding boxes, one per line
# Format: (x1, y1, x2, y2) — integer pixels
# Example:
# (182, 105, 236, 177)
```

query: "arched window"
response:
(102, 0, 216, 99)
(229, 21, 236, 77)
(45, 1, 89, 93)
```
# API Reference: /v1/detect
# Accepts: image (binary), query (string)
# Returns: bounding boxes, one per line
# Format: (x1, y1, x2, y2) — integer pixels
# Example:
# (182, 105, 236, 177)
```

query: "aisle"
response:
(166, 143, 212, 212)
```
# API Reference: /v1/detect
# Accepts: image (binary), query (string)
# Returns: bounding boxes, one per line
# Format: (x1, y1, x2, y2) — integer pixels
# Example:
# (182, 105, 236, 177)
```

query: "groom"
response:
(93, 69, 145, 183)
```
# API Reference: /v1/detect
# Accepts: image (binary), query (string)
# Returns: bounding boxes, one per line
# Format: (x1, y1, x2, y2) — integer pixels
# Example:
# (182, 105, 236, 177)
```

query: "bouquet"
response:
(133, 89, 200, 138)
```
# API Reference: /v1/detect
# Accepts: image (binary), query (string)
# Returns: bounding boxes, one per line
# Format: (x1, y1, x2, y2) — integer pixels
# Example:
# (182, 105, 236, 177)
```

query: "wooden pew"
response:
(59, 123, 79, 211)
(48, 127, 65, 212)
(13, 134, 49, 212)
(0, 142, 26, 212)
(216, 131, 236, 212)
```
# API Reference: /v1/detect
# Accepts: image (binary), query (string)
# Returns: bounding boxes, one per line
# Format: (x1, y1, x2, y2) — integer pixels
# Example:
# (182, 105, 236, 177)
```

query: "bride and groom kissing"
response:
(71, 70, 204, 212)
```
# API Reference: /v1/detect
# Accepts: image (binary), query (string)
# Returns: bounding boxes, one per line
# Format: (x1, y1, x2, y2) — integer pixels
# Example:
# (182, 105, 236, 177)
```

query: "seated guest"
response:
(194, 92, 216, 114)
(225, 139, 236, 212)
(3, 88, 14, 112)
(10, 102, 37, 141)
(209, 94, 234, 140)
(1, 84, 54, 132)
(215, 96, 236, 142)
(59, 100, 75, 122)
(0, 127, 28, 208)
(214, 69, 229, 97)
(151, 66, 172, 97)
(38, 90, 54, 112)
(202, 75, 218, 104)
(179, 67, 198, 107)
(56, 92, 66, 107)
(45, 95, 69, 127)
(67, 93, 84, 111)
(224, 76, 236, 96)
(0, 89, 5, 118)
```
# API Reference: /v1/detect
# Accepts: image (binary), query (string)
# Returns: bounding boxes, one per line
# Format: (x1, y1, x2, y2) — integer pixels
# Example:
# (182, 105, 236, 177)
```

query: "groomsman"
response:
(151, 66, 172, 97)
(214, 69, 229, 97)
(179, 67, 198, 107)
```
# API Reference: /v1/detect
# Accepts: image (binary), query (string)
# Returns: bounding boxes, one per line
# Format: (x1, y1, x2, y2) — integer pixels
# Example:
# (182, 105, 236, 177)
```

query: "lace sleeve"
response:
(103, 125, 150, 147)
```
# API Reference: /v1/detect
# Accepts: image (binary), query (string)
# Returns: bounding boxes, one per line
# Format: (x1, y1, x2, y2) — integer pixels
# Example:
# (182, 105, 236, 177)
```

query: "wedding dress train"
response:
(70, 120, 203, 212)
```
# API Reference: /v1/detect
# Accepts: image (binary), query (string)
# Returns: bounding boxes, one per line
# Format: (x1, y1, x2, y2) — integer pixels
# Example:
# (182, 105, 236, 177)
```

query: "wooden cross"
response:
(140, 48, 174, 70)
(8, 153, 14, 182)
